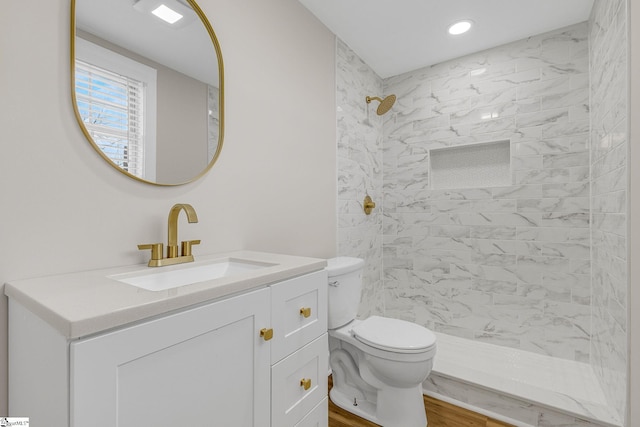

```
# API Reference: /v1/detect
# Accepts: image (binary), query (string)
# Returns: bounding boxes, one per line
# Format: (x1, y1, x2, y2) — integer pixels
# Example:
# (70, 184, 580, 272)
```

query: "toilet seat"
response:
(351, 316, 436, 354)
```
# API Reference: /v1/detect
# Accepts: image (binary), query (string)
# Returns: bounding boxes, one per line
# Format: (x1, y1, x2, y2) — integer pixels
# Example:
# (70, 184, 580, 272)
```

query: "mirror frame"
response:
(70, 0, 225, 186)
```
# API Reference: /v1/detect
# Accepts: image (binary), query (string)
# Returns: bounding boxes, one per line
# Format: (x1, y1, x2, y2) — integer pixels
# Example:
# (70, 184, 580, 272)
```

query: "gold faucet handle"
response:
(181, 240, 201, 257)
(138, 243, 164, 261)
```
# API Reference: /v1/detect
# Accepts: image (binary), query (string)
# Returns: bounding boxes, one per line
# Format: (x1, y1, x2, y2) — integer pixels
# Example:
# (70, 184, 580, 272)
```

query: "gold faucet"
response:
(138, 203, 201, 267)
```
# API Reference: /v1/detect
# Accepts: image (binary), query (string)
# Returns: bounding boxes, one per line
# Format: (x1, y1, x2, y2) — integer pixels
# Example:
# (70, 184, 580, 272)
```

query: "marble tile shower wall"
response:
(336, 39, 385, 317)
(589, 0, 628, 420)
(382, 23, 591, 361)
(207, 86, 220, 161)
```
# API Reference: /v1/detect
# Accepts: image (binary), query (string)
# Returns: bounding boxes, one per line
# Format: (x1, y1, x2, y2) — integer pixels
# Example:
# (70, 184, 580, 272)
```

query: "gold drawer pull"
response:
(299, 307, 311, 318)
(260, 328, 273, 341)
(300, 378, 312, 390)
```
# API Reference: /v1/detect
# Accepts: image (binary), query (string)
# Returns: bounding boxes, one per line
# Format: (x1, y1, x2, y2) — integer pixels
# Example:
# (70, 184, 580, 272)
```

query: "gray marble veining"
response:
(336, 5, 628, 423)
(380, 23, 592, 362)
(336, 39, 385, 317)
(589, 0, 628, 421)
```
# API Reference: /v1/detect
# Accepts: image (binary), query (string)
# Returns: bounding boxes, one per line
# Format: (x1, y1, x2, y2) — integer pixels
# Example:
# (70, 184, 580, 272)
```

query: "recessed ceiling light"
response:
(152, 4, 184, 24)
(133, 0, 195, 28)
(448, 20, 473, 36)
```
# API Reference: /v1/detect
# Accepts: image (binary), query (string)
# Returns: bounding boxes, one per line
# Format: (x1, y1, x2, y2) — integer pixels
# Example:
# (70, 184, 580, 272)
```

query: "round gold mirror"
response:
(71, 0, 224, 185)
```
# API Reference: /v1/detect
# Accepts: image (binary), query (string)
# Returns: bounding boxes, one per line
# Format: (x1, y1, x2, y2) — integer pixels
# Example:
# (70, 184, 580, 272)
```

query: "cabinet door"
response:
(271, 270, 327, 363)
(71, 288, 271, 427)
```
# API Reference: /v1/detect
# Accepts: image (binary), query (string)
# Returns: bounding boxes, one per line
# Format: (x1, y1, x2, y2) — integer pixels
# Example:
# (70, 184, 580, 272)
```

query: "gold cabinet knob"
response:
(363, 195, 376, 215)
(300, 378, 312, 390)
(299, 307, 311, 318)
(260, 328, 273, 341)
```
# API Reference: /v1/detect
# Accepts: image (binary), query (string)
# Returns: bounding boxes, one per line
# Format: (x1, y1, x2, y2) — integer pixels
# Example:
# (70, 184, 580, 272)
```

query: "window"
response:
(74, 38, 157, 180)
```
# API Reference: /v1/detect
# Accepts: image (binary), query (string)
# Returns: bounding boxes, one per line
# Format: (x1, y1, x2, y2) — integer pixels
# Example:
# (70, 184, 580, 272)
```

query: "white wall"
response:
(0, 0, 336, 413)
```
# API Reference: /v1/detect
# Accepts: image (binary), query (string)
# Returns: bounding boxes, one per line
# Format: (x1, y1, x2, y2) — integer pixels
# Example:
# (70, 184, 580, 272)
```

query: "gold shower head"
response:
(366, 94, 396, 115)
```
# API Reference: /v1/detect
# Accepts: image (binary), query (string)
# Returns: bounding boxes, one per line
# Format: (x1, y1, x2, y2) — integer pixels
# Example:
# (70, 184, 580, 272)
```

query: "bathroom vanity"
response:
(6, 251, 328, 427)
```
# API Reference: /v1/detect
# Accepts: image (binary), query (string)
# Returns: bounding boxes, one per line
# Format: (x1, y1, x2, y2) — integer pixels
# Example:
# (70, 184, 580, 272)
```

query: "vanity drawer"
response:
(271, 334, 328, 427)
(295, 397, 328, 427)
(271, 270, 327, 362)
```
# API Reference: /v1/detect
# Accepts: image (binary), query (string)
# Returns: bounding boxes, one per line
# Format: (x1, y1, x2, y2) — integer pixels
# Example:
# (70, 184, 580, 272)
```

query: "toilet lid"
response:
(351, 316, 436, 353)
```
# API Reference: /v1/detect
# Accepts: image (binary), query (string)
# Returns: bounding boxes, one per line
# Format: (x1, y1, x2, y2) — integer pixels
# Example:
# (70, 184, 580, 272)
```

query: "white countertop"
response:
(4, 251, 327, 339)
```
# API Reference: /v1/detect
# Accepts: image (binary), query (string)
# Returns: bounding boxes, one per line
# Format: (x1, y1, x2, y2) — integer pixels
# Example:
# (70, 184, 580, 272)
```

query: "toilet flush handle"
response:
(329, 280, 340, 287)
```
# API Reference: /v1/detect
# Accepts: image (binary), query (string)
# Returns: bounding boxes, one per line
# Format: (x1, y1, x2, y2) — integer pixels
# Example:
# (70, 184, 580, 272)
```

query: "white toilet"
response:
(327, 257, 437, 427)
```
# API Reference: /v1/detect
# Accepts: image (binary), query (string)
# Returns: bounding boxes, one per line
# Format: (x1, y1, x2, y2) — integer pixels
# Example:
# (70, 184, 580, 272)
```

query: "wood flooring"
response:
(327, 376, 513, 427)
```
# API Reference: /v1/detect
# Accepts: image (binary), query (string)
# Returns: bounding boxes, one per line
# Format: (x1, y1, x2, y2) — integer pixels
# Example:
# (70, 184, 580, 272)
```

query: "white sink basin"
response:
(110, 258, 275, 291)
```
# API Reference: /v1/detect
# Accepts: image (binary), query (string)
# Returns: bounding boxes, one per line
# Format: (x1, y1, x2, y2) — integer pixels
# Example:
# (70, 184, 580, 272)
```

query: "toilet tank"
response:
(326, 257, 365, 329)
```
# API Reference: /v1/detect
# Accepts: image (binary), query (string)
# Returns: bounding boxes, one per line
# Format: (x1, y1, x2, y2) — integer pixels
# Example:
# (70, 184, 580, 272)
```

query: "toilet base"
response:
(328, 330, 431, 427)
(329, 383, 428, 427)
(329, 387, 381, 425)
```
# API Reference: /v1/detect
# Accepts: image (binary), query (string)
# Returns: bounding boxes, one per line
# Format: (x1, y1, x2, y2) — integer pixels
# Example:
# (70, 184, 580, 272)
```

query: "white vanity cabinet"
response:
(71, 287, 272, 427)
(270, 272, 329, 427)
(8, 266, 328, 427)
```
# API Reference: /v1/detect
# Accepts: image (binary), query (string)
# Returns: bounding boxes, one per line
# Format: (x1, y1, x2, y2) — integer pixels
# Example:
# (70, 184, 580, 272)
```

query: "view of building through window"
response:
(75, 59, 145, 178)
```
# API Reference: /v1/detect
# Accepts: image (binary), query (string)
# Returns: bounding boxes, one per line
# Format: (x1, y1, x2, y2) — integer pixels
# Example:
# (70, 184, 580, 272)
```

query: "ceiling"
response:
(298, 0, 595, 78)
(75, 0, 219, 86)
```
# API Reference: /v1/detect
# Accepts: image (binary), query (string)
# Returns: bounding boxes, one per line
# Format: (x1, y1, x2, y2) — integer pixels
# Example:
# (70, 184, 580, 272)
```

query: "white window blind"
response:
(75, 60, 145, 178)
(74, 37, 157, 181)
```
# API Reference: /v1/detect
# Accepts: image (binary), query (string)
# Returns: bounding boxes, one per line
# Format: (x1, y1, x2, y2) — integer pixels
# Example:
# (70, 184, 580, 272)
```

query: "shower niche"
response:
(429, 140, 510, 190)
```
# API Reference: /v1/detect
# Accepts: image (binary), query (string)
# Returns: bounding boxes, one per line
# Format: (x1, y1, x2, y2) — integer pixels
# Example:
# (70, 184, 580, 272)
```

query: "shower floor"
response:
(425, 333, 622, 427)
